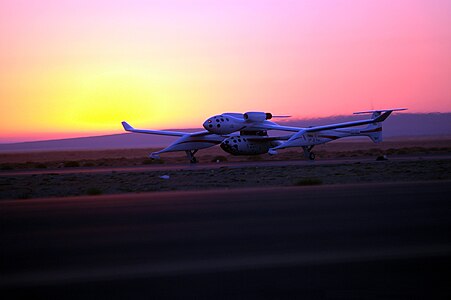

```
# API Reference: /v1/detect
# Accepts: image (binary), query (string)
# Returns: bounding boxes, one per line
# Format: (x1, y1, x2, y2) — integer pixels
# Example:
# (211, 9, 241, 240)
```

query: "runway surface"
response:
(2, 153, 450, 176)
(1, 181, 451, 298)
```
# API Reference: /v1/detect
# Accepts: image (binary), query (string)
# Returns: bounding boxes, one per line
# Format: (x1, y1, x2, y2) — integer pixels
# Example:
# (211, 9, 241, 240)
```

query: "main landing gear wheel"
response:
(185, 150, 198, 164)
(309, 152, 316, 160)
(303, 146, 316, 161)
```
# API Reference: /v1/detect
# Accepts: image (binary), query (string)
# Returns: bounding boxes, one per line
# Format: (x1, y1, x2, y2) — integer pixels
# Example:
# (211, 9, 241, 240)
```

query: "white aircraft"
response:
(122, 108, 406, 163)
(121, 113, 293, 163)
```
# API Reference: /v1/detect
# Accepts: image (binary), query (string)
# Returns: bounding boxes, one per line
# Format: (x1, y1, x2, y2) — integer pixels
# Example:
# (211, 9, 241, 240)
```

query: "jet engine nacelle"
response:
(243, 112, 272, 122)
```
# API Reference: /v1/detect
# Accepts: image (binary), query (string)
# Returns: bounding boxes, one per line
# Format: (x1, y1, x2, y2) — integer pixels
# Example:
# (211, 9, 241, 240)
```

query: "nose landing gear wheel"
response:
(309, 152, 316, 160)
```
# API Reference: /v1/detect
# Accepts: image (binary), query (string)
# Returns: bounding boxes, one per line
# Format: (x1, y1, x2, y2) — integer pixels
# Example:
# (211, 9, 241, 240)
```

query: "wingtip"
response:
(149, 153, 161, 160)
(121, 121, 133, 131)
(268, 149, 278, 155)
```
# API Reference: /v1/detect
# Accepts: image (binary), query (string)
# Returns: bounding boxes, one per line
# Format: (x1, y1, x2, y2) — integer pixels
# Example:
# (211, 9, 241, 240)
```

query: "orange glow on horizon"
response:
(1, 0, 450, 143)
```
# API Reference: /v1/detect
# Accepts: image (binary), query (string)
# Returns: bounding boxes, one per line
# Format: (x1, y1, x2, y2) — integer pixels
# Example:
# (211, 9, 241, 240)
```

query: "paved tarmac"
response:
(2, 154, 450, 176)
(1, 181, 450, 299)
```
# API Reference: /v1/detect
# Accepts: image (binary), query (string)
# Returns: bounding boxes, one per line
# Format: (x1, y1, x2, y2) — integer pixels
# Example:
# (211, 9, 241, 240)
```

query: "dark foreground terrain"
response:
(1, 181, 450, 299)
(1, 155, 450, 199)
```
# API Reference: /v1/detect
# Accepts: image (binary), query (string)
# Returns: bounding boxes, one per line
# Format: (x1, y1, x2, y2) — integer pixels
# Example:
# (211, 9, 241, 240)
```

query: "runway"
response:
(2, 153, 450, 176)
(1, 181, 451, 298)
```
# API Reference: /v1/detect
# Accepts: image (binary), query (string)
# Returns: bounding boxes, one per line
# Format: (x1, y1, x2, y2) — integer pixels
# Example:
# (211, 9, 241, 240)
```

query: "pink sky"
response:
(0, 0, 450, 142)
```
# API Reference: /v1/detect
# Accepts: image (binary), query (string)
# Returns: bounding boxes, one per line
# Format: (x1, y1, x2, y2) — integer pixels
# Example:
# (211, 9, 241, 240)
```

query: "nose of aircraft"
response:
(220, 140, 237, 154)
(203, 118, 214, 131)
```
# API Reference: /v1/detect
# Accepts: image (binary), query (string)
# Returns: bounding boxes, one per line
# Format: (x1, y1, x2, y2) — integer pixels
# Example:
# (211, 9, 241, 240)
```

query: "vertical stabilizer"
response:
(361, 111, 383, 143)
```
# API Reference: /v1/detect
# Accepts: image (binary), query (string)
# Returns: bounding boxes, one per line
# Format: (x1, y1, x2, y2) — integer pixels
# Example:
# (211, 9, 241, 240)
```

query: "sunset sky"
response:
(1, 0, 450, 142)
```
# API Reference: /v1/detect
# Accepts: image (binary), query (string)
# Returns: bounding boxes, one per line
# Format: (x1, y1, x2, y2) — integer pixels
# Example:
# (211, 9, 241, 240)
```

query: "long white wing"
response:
(121, 121, 210, 137)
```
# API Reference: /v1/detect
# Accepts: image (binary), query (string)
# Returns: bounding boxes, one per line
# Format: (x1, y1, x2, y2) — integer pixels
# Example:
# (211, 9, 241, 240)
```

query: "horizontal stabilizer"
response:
(353, 108, 407, 115)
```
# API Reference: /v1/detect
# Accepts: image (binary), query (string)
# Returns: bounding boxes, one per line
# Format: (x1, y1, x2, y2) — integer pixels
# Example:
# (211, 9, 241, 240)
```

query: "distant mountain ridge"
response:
(1, 113, 450, 152)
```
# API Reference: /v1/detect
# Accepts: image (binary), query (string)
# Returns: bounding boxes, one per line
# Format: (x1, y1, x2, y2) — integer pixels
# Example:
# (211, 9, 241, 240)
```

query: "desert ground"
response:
(2, 138, 451, 298)
(1, 136, 450, 200)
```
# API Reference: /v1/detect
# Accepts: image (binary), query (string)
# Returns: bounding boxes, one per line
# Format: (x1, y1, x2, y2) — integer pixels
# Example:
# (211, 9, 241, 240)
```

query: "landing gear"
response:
(185, 150, 198, 164)
(303, 146, 316, 160)
(309, 152, 316, 160)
